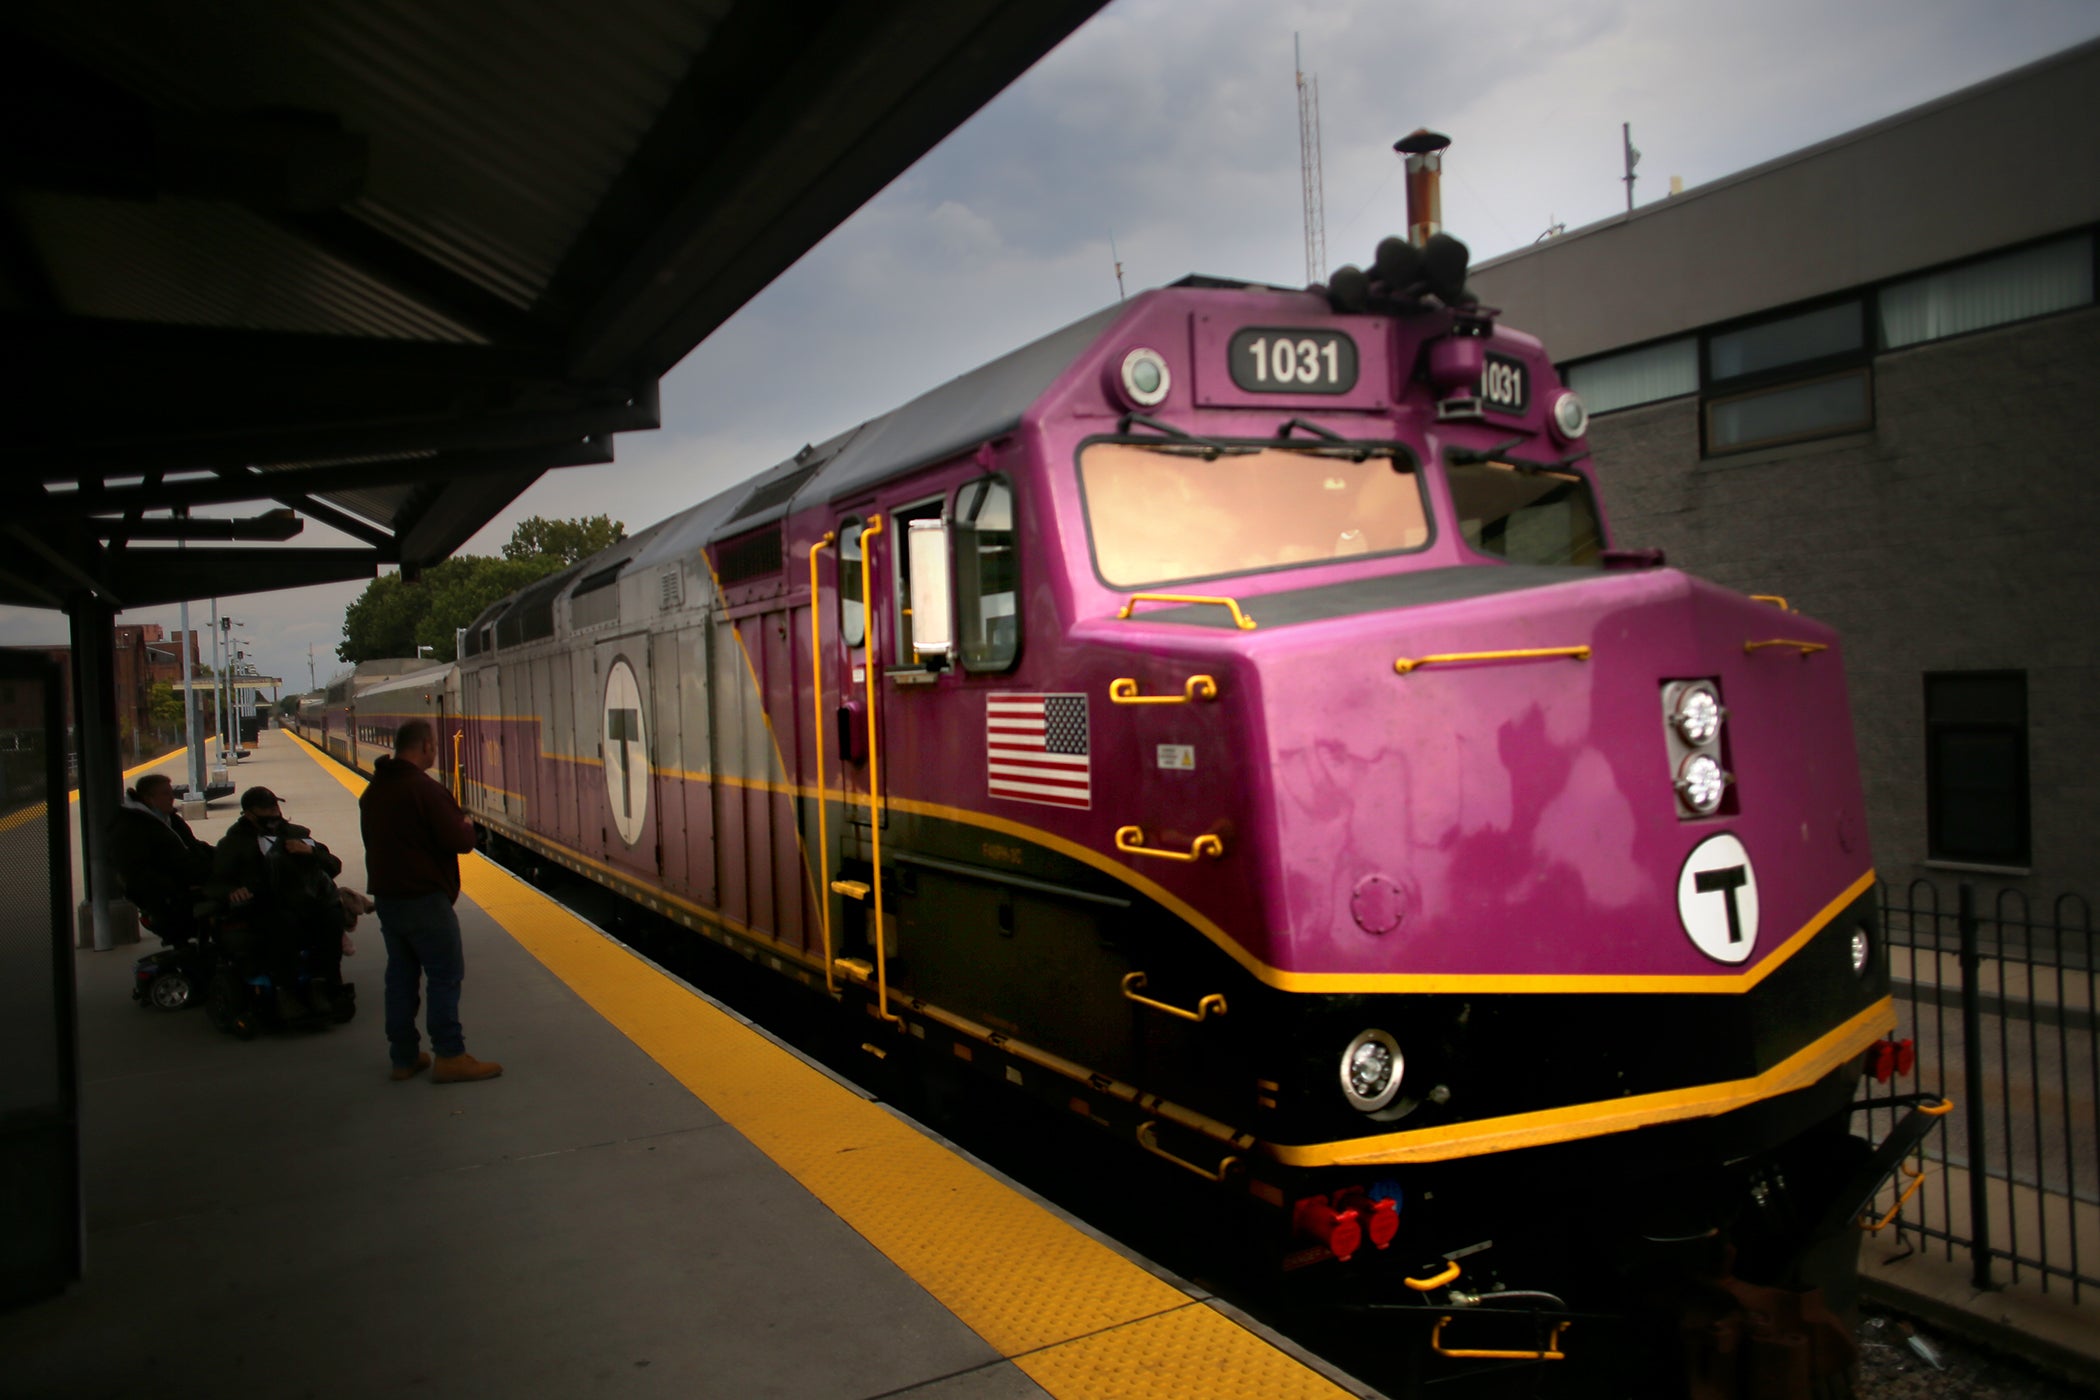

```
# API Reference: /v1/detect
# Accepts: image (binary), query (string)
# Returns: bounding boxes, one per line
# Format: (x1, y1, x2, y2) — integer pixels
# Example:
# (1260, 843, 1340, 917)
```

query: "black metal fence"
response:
(1854, 878, 2098, 1301)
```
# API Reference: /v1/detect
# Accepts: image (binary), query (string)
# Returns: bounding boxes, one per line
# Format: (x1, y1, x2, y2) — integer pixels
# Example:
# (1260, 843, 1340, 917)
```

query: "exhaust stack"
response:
(1394, 129, 1452, 248)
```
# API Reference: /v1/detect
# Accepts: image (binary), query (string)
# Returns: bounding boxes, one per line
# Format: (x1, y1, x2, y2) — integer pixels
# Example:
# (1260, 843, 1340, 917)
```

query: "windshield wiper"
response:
(1275, 418, 1370, 460)
(1118, 413, 1254, 458)
(1446, 436, 1527, 466)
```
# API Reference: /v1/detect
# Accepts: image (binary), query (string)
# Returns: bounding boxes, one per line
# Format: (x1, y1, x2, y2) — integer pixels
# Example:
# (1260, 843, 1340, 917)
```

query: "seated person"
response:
(107, 773, 215, 939)
(211, 786, 347, 1014)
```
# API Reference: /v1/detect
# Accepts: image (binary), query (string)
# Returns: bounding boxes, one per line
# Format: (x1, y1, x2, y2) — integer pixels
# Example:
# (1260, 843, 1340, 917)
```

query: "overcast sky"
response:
(7, 0, 2097, 692)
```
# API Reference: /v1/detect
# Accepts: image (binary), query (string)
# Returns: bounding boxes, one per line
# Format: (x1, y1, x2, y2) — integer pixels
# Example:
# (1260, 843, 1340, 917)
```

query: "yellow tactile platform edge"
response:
(288, 732, 1351, 1398)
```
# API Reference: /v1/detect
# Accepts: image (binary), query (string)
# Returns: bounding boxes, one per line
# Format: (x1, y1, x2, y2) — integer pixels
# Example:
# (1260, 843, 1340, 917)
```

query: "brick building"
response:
(1468, 39, 2100, 899)
(2, 625, 211, 765)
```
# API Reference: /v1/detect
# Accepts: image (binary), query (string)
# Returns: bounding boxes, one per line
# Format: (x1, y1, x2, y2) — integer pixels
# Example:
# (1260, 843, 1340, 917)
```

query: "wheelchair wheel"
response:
(148, 971, 194, 1011)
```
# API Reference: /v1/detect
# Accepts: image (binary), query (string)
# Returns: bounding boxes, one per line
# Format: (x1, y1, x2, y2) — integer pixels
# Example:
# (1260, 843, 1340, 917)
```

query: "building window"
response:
(1880, 233, 2094, 349)
(1924, 671, 2029, 867)
(1563, 337, 1698, 415)
(1703, 298, 1871, 454)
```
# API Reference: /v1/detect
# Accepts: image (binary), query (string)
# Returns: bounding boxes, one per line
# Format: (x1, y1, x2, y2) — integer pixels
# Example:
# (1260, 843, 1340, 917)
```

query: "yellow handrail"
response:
(856, 520, 898, 1024)
(1394, 646, 1590, 675)
(809, 531, 836, 994)
(1750, 594, 1792, 611)
(1109, 675, 1219, 705)
(1405, 1261, 1462, 1292)
(1743, 639, 1829, 656)
(451, 728, 464, 803)
(1117, 593, 1257, 630)
(1431, 1316, 1571, 1362)
(1114, 826, 1225, 863)
(1135, 1122, 1240, 1181)
(859, 516, 900, 1026)
(1861, 1160, 1930, 1233)
(1121, 972, 1227, 1022)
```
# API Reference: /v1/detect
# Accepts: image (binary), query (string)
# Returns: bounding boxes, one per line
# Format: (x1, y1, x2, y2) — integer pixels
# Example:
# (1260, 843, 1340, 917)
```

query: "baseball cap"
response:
(239, 786, 284, 811)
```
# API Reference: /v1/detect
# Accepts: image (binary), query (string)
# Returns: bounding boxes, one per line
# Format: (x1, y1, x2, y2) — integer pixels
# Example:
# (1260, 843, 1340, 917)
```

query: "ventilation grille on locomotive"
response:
(569, 563, 624, 631)
(659, 567, 685, 612)
(714, 529, 783, 585)
(495, 566, 581, 649)
(727, 460, 824, 525)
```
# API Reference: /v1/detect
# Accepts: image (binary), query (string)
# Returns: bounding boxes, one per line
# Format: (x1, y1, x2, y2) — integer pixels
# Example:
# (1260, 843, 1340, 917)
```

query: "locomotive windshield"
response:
(1079, 441, 1429, 588)
(1446, 457, 1604, 567)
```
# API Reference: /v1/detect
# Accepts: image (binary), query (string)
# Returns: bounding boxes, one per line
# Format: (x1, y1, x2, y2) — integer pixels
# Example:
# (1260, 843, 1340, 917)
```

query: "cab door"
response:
(833, 513, 887, 828)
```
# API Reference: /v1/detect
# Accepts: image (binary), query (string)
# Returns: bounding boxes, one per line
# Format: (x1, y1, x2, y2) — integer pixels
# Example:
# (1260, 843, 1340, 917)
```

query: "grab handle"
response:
(1109, 675, 1219, 705)
(1136, 1121, 1239, 1181)
(1744, 638, 1828, 656)
(1121, 972, 1226, 1023)
(1117, 593, 1257, 630)
(1115, 826, 1224, 863)
(1430, 1316, 1571, 1362)
(1405, 1261, 1462, 1292)
(1394, 646, 1590, 675)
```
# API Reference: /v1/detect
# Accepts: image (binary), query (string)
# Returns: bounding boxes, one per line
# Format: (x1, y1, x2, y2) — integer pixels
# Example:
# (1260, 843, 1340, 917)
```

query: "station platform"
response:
(5, 730, 1373, 1399)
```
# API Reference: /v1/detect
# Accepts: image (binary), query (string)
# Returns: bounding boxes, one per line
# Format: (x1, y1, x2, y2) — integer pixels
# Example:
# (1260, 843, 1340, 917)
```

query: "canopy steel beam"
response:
(12, 435, 614, 519)
(267, 492, 398, 551)
(7, 388, 651, 479)
(103, 547, 385, 609)
(91, 509, 303, 541)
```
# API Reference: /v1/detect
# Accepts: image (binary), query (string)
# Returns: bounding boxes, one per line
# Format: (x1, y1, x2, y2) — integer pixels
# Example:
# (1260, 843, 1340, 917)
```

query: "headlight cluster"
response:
(1340, 1028, 1404, 1112)
(1662, 679, 1731, 818)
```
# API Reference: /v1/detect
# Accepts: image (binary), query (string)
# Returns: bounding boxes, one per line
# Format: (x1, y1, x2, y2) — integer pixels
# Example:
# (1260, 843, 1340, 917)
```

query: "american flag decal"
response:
(987, 693, 1091, 809)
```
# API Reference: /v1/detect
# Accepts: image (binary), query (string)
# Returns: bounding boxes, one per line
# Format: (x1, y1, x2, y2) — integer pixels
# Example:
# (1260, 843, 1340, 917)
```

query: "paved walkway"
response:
(10, 730, 1367, 1399)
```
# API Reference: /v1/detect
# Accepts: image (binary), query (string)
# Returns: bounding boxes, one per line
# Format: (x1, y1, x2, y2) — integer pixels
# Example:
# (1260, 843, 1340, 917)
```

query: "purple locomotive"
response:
(314, 231, 1939, 1385)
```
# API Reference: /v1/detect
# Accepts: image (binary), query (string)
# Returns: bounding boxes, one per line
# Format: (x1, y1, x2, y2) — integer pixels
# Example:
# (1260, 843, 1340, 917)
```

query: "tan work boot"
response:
(431, 1053, 503, 1084)
(389, 1053, 432, 1082)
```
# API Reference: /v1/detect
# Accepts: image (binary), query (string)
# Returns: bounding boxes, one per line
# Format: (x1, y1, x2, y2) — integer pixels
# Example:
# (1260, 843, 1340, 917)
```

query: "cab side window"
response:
(954, 475, 1018, 671)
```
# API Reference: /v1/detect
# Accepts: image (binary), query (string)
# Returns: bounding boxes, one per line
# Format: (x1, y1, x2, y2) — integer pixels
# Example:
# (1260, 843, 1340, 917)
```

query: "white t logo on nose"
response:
(1677, 833, 1759, 964)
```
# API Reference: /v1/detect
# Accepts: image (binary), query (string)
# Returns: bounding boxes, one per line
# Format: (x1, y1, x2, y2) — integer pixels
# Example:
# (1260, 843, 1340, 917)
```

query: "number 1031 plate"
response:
(1228, 327, 1359, 394)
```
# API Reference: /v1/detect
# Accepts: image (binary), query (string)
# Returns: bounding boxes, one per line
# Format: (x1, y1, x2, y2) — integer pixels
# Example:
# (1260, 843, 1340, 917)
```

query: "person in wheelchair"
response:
(108, 773, 215, 940)
(211, 786, 351, 1024)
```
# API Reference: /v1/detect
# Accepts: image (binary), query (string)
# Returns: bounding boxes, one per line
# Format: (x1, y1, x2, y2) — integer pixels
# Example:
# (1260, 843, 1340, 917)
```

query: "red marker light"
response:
(1293, 1196, 1364, 1263)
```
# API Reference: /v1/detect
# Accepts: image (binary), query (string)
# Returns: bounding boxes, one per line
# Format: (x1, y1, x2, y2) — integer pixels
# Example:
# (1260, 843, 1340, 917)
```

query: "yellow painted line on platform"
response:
(64, 745, 189, 803)
(284, 731, 1349, 1399)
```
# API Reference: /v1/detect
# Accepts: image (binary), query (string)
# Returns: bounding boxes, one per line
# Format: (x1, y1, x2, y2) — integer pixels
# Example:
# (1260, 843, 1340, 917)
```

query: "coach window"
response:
(954, 476, 1019, 671)
(839, 520, 865, 648)
(1925, 672, 2030, 869)
(1703, 298, 1871, 455)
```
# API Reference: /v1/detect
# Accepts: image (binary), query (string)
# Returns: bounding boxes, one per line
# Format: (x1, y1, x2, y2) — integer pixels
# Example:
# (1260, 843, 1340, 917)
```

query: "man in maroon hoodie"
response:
(359, 718, 500, 1084)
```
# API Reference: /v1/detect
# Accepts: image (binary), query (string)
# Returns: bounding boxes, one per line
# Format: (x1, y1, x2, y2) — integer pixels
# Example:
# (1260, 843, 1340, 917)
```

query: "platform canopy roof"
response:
(1, 0, 1104, 611)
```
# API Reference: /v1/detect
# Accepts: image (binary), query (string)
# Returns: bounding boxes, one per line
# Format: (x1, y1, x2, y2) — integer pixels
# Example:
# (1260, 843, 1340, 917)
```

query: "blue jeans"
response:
(377, 894, 466, 1063)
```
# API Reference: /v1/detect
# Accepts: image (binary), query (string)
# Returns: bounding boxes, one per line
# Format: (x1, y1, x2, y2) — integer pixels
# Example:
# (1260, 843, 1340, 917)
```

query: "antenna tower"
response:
(1295, 34, 1326, 285)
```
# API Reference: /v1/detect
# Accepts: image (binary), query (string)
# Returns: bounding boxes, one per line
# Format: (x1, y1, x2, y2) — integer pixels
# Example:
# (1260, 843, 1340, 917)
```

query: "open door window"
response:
(954, 475, 1018, 671)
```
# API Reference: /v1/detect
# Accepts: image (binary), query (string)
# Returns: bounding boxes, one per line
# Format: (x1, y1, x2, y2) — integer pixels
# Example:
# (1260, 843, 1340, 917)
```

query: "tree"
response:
(502, 514, 625, 566)
(337, 515, 623, 664)
(147, 681, 185, 729)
